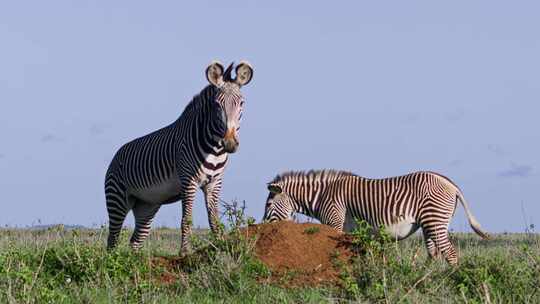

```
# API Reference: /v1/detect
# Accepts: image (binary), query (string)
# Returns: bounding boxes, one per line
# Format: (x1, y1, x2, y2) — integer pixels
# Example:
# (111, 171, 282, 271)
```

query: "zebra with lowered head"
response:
(263, 169, 489, 265)
(105, 61, 253, 252)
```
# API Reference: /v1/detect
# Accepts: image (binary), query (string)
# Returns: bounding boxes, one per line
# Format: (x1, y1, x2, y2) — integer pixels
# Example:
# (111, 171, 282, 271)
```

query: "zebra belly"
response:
(130, 176, 183, 205)
(344, 213, 419, 240)
(384, 215, 419, 240)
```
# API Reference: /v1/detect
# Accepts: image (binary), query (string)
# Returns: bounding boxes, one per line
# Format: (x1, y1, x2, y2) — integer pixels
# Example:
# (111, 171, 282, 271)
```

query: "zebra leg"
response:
(423, 226, 458, 266)
(442, 231, 458, 266)
(422, 230, 440, 259)
(419, 196, 459, 265)
(105, 178, 131, 249)
(202, 179, 223, 234)
(180, 185, 197, 255)
(130, 201, 161, 250)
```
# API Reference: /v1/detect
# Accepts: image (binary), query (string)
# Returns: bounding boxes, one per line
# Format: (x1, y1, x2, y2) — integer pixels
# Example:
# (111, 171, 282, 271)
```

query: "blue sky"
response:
(1, 1, 538, 232)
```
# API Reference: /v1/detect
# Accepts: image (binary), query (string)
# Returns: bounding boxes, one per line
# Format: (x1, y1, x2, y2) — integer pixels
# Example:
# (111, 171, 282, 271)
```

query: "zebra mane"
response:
(269, 169, 356, 185)
(178, 85, 217, 118)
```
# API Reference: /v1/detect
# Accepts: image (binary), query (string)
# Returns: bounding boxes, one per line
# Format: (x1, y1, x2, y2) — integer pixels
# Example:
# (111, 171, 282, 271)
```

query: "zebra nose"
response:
(223, 129, 239, 153)
(223, 139, 238, 153)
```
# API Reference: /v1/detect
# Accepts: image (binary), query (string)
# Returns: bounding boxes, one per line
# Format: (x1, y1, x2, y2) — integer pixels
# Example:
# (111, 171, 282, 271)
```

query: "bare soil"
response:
(243, 221, 354, 287)
(152, 221, 355, 287)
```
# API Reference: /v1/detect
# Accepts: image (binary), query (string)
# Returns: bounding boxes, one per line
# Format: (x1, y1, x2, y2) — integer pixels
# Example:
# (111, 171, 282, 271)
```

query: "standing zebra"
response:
(105, 61, 253, 252)
(263, 170, 489, 265)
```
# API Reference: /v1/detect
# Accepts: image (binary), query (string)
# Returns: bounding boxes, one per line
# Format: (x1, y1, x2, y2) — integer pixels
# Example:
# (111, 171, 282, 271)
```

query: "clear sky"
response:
(1, 1, 539, 232)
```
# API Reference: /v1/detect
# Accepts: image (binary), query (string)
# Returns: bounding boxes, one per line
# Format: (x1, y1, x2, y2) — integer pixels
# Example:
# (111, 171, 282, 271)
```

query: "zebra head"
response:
(263, 183, 295, 223)
(205, 61, 253, 153)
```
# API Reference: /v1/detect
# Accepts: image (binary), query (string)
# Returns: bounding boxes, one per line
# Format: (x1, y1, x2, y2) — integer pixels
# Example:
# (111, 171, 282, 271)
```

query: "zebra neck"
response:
(175, 85, 217, 123)
(279, 176, 332, 218)
(293, 188, 324, 219)
(295, 199, 316, 218)
(174, 85, 224, 149)
(183, 86, 228, 171)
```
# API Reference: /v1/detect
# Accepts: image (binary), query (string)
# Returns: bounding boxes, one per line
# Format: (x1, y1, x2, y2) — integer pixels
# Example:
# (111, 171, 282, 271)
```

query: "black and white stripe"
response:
(105, 61, 253, 252)
(263, 169, 489, 265)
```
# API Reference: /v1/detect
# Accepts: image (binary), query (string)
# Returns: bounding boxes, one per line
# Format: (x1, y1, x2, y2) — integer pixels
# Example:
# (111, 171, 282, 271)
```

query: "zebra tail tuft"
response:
(471, 223, 491, 240)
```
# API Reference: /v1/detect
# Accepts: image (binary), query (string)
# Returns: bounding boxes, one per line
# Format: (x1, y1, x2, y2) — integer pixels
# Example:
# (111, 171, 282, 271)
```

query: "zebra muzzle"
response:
(223, 129, 239, 153)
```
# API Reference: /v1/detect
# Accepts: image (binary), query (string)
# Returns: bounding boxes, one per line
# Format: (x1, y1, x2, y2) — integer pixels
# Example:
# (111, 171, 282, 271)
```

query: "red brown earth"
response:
(243, 221, 354, 287)
(152, 221, 356, 287)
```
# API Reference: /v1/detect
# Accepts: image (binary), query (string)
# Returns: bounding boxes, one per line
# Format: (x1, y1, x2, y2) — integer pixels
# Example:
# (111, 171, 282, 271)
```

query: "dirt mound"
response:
(245, 221, 354, 287)
(152, 221, 355, 287)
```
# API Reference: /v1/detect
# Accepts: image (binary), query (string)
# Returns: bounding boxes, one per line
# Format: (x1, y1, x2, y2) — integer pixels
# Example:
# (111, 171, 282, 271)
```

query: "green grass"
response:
(1, 225, 539, 303)
(303, 227, 321, 235)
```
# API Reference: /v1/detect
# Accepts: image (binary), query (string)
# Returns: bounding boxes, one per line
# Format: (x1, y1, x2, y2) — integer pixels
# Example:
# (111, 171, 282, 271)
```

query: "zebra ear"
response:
(235, 61, 253, 86)
(206, 61, 224, 86)
(267, 183, 282, 194)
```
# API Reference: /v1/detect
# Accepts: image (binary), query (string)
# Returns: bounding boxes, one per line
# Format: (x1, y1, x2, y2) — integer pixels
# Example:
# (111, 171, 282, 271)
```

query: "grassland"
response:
(1, 224, 539, 303)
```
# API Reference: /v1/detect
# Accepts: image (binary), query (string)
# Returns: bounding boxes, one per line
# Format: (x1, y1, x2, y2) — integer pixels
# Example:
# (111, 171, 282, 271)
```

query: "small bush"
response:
(335, 219, 540, 303)
(303, 227, 320, 235)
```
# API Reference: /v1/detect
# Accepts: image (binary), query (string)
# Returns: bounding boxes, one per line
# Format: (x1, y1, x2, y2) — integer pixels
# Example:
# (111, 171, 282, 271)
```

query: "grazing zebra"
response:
(105, 61, 253, 252)
(263, 170, 489, 265)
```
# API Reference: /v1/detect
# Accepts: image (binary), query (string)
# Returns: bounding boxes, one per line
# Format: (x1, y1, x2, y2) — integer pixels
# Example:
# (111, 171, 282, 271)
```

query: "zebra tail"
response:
(456, 192, 490, 240)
